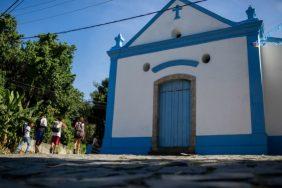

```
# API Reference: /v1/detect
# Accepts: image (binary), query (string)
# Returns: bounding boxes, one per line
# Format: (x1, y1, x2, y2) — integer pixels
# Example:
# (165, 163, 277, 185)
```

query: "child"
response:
(15, 119, 34, 154)
(50, 117, 66, 154)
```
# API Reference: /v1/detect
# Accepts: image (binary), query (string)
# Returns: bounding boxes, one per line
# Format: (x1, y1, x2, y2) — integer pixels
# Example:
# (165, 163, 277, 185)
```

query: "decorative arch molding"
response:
(152, 74, 196, 154)
(151, 59, 199, 73)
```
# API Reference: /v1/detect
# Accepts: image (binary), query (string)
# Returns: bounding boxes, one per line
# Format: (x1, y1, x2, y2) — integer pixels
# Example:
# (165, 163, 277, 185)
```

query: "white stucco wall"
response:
(113, 37, 252, 137)
(261, 44, 282, 136)
(131, 0, 229, 46)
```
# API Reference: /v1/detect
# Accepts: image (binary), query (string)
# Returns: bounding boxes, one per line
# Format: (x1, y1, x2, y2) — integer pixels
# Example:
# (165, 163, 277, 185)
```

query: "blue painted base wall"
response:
(196, 134, 267, 154)
(268, 136, 282, 155)
(101, 137, 152, 155)
(101, 134, 274, 155)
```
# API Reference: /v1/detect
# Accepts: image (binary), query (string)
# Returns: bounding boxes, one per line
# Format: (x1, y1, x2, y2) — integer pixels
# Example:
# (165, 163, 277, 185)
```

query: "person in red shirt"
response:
(50, 117, 67, 154)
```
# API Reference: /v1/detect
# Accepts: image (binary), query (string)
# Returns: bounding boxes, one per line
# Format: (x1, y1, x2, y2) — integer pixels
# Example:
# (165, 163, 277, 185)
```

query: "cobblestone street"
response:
(0, 155, 282, 188)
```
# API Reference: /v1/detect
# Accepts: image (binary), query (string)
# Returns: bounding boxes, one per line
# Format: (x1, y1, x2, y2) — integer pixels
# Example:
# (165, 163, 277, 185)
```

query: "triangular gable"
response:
(124, 0, 236, 47)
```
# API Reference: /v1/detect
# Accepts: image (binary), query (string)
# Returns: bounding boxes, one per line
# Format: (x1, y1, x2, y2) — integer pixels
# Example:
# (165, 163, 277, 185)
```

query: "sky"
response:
(1, 0, 282, 100)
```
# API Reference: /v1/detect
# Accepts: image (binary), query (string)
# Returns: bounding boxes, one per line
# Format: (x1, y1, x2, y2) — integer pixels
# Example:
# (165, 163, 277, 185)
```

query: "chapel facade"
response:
(101, 0, 282, 155)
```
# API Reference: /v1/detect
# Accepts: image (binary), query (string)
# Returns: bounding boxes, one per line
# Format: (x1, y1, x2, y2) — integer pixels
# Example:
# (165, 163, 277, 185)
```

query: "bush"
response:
(0, 90, 41, 151)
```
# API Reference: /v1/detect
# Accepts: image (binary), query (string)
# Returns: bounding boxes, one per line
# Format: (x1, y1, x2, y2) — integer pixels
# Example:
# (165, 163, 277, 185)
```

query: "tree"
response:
(90, 78, 108, 104)
(89, 78, 108, 147)
(0, 14, 23, 93)
(0, 15, 84, 118)
(0, 14, 85, 149)
(19, 34, 84, 118)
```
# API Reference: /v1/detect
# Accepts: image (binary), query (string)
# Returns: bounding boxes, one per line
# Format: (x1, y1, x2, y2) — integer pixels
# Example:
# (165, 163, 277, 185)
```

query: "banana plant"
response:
(0, 90, 42, 150)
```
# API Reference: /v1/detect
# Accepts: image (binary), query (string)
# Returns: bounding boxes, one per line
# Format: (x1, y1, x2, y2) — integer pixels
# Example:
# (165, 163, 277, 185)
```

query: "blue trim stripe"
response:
(102, 137, 152, 155)
(109, 20, 262, 59)
(196, 134, 267, 154)
(101, 58, 118, 151)
(197, 134, 267, 147)
(247, 34, 266, 134)
(152, 59, 199, 73)
(268, 136, 282, 155)
(102, 134, 269, 155)
(265, 37, 282, 44)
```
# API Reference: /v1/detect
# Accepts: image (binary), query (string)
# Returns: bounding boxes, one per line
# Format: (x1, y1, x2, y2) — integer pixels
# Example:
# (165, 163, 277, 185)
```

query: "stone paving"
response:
(0, 154, 282, 188)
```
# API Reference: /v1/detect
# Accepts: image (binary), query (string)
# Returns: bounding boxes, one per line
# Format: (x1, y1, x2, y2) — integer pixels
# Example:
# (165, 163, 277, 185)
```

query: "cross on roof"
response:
(172, 5, 182, 20)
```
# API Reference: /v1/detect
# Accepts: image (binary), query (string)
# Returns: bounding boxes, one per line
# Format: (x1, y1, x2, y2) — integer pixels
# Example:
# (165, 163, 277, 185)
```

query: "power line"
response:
(21, 0, 207, 39)
(19, 0, 115, 24)
(0, 0, 20, 17)
(15, 0, 77, 16)
(8, 0, 25, 13)
(16, 0, 57, 11)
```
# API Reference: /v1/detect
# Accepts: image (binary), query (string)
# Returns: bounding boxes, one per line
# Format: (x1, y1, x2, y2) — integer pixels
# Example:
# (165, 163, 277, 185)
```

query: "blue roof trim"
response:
(108, 20, 262, 59)
(180, 0, 236, 26)
(124, 0, 177, 48)
(101, 57, 118, 152)
(265, 37, 282, 44)
(152, 59, 199, 73)
(247, 34, 266, 134)
(124, 0, 236, 48)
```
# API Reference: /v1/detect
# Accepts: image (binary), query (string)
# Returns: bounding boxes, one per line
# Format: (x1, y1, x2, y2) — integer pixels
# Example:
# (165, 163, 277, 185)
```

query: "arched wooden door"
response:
(152, 74, 196, 154)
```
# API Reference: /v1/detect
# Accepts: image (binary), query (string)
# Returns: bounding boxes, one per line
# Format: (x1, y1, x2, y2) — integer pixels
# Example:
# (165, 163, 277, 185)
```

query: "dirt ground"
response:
(0, 154, 282, 188)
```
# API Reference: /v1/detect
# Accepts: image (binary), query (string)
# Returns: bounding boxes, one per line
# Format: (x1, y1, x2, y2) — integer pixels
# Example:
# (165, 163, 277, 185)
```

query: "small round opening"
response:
(172, 29, 182, 39)
(143, 63, 150, 72)
(202, 54, 211, 64)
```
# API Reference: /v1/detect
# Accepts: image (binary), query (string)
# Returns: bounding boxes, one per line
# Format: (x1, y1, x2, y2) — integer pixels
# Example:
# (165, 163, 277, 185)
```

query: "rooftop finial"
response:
(246, 6, 256, 20)
(112, 34, 125, 50)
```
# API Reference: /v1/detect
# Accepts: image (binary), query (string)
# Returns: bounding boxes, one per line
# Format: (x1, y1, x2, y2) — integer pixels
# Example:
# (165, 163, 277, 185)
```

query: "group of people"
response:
(15, 114, 85, 154)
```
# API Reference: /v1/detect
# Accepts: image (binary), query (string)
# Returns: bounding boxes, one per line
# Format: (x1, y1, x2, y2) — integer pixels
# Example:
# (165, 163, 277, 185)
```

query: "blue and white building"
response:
(102, 0, 282, 155)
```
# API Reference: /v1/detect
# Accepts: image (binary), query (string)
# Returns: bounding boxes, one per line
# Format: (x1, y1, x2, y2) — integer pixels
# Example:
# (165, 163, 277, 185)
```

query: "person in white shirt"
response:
(35, 114, 48, 153)
(50, 117, 66, 154)
(15, 120, 34, 154)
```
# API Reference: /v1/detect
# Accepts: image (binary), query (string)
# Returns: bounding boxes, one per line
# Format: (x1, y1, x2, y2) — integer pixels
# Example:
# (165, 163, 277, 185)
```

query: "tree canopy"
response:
(0, 14, 85, 150)
(0, 14, 84, 118)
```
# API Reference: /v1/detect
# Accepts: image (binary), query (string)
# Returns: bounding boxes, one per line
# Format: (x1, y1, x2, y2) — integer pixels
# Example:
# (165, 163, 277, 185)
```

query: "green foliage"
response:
(0, 70, 5, 96)
(1, 15, 84, 117)
(0, 90, 41, 150)
(17, 33, 84, 118)
(0, 15, 86, 151)
(60, 118, 74, 147)
(90, 78, 108, 104)
(84, 124, 96, 144)
(88, 78, 109, 146)
(90, 78, 108, 122)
